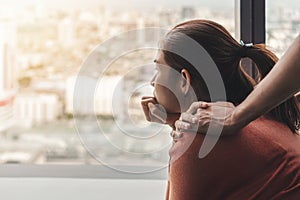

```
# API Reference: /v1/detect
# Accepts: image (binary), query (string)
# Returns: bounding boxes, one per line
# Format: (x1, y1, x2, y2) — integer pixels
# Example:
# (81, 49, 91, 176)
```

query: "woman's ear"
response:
(180, 69, 191, 96)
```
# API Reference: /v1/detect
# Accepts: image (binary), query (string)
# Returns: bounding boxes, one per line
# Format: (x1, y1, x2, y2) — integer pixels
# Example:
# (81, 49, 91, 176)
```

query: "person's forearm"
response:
(233, 34, 300, 126)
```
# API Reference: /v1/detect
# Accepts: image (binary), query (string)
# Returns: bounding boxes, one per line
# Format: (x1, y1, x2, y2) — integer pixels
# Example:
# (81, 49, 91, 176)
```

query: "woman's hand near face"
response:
(174, 101, 241, 136)
(141, 96, 180, 129)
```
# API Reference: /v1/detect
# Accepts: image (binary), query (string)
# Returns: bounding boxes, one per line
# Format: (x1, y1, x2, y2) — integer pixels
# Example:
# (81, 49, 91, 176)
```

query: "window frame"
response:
(237, 0, 266, 78)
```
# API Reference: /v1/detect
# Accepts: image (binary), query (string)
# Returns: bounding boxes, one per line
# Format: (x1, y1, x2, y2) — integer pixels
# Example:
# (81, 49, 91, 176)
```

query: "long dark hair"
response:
(161, 19, 300, 133)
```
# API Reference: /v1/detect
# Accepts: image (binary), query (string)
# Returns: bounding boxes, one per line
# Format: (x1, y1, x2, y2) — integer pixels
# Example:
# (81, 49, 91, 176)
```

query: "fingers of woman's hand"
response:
(175, 108, 206, 131)
(141, 97, 179, 126)
(180, 112, 200, 123)
(214, 101, 235, 107)
(174, 118, 208, 133)
(175, 101, 237, 136)
(141, 97, 159, 121)
(141, 96, 167, 123)
(148, 103, 167, 123)
(141, 96, 156, 101)
(179, 108, 208, 123)
(175, 120, 191, 131)
(186, 101, 210, 114)
(170, 130, 183, 140)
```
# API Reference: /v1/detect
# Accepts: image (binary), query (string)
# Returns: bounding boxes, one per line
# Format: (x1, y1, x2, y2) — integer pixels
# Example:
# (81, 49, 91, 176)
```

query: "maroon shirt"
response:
(166, 117, 300, 200)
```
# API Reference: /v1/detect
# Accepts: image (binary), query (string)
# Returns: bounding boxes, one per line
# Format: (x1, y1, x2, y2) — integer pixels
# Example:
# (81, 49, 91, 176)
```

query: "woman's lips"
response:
(153, 92, 157, 99)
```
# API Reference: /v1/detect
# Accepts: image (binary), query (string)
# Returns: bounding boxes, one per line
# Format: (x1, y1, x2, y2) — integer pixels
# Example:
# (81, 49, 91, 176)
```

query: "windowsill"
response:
(0, 164, 168, 179)
(0, 177, 168, 200)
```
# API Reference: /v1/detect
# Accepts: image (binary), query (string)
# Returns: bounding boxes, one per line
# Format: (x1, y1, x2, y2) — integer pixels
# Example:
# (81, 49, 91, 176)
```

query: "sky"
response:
(0, 0, 298, 10)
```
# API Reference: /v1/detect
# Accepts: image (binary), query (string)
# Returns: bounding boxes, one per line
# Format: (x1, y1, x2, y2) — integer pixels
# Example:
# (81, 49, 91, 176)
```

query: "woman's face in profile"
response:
(151, 52, 181, 114)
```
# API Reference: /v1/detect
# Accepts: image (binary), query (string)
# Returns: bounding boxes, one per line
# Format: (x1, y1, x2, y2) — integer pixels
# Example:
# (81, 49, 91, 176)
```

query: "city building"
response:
(0, 21, 17, 132)
(58, 18, 75, 47)
(65, 75, 123, 117)
(136, 18, 145, 44)
(13, 92, 63, 127)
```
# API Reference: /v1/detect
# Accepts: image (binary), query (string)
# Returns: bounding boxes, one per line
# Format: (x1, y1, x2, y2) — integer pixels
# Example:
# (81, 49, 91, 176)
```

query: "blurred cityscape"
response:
(0, 1, 299, 165)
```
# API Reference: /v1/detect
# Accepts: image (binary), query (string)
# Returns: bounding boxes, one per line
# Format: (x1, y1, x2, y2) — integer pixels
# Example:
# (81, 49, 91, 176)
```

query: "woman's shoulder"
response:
(170, 116, 299, 164)
(241, 116, 299, 141)
(237, 116, 300, 155)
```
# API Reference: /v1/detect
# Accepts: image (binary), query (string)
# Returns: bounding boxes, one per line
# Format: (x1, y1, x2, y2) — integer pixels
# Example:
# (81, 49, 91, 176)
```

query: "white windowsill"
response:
(0, 178, 168, 200)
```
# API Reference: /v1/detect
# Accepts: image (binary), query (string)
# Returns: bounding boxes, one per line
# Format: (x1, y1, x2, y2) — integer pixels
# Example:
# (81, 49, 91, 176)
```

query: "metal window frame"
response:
(236, 0, 266, 78)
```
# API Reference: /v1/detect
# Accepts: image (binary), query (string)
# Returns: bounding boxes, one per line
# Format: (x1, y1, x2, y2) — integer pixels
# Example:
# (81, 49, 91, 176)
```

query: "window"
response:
(0, 0, 234, 177)
(266, 0, 300, 57)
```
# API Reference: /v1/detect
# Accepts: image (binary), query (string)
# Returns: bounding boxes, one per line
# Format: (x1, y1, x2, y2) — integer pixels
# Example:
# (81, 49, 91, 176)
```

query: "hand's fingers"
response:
(170, 130, 183, 139)
(185, 102, 200, 114)
(175, 120, 191, 131)
(141, 97, 176, 125)
(197, 110, 211, 117)
(215, 101, 234, 107)
(141, 96, 156, 101)
(148, 112, 164, 123)
(195, 107, 207, 115)
(198, 115, 211, 125)
(141, 97, 158, 121)
(181, 112, 199, 123)
(141, 102, 151, 121)
(141, 97, 158, 104)
(186, 101, 210, 114)
(180, 108, 206, 123)
(148, 103, 167, 123)
(175, 120, 203, 134)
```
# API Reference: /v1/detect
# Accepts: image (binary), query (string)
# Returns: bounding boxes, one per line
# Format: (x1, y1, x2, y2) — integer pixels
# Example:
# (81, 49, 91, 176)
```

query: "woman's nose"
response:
(150, 74, 156, 86)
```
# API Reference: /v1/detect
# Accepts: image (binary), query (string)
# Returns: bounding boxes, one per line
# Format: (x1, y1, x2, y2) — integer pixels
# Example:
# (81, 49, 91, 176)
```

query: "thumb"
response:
(148, 103, 167, 123)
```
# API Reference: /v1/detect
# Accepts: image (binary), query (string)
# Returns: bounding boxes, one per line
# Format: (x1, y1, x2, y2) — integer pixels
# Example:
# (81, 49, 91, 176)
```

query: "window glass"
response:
(0, 0, 234, 171)
(266, 0, 300, 57)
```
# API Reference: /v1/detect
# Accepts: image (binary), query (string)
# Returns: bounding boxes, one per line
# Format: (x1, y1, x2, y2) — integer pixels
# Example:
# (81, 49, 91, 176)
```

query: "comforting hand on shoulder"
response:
(174, 101, 240, 136)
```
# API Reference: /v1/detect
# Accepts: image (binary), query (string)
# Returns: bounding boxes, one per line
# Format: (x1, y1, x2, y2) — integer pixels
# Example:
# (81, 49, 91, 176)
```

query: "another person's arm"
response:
(175, 34, 300, 135)
(235, 34, 300, 126)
